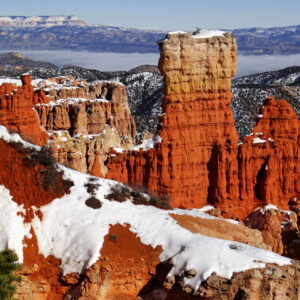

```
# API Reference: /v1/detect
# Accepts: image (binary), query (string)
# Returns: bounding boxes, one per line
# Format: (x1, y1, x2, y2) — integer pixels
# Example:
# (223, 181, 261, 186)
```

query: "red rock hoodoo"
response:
(105, 32, 300, 218)
(0, 74, 48, 146)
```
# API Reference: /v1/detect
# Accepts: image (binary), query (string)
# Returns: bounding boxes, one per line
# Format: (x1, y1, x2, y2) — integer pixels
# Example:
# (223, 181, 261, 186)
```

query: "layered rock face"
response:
(0, 74, 48, 145)
(106, 32, 240, 208)
(39, 76, 128, 102)
(35, 79, 135, 137)
(105, 32, 300, 218)
(159, 263, 300, 300)
(48, 127, 132, 176)
(33, 78, 136, 174)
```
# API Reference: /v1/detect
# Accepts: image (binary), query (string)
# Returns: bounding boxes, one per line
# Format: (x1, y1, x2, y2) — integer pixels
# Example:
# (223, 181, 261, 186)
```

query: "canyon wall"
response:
(105, 32, 300, 218)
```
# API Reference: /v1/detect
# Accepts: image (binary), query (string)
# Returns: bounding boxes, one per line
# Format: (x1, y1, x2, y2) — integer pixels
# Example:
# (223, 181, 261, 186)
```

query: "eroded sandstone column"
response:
(106, 31, 240, 208)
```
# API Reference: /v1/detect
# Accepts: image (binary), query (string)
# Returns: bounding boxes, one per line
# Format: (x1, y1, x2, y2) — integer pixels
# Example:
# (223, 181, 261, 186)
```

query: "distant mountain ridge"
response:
(230, 25, 300, 54)
(0, 16, 299, 54)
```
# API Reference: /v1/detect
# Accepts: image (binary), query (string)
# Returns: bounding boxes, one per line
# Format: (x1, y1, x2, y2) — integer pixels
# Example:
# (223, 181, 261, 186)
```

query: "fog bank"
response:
(237, 54, 300, 77)
(3, 50, 300, 77)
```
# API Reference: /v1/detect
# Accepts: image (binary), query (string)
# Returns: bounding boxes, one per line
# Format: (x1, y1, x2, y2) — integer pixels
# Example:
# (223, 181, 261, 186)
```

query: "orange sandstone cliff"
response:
(105, 32, 300, 219)
(0, 74, 48, 146)
(35, 80, 135, 137)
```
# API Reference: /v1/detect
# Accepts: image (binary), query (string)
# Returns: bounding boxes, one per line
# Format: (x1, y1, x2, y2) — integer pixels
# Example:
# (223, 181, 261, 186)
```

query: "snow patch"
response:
(192, 29, 226, 39)
(0, 78, 22, 86)
(31, 165, 290, 289)
(253, 137, 267, 144)
(0, 125, 40, 150)
(169, 31, 187, 35)
(0, 185, 31, 262)
(130, 135, 162, 151)
(35, 97, 110, 107)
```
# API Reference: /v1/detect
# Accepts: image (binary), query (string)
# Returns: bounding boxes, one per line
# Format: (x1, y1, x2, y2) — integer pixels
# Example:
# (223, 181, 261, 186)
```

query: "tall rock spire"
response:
(106, 31, 240, 208)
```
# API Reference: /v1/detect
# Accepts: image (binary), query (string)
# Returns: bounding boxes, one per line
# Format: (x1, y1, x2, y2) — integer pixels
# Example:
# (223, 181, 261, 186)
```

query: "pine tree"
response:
(0, 250, 21, 300)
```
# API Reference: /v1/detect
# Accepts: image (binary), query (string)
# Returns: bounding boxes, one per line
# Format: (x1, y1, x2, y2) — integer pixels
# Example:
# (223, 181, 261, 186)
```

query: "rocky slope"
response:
(0, 127, 297, 299)
(232, 67, 300, 137)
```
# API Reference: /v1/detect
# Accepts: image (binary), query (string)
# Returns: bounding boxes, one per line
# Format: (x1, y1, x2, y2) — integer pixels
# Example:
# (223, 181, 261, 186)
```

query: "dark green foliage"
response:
(8, 141, 31, 155)
(0, 250, 21, 300)
(29, 147, 56, 166)
(105, 184, 171, 209)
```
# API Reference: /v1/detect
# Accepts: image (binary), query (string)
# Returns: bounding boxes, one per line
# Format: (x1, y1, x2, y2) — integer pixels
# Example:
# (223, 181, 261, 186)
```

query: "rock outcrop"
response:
(170, 213, 268, 250)
(48, 127, 132, 175)
(0, 74, 48, 145)
(156, 263, 300, 300)
(32, 77, 136, 174)
(105, 32, 300, 220)
(245, 205, 300, 258)
(39, 76, 128, 102)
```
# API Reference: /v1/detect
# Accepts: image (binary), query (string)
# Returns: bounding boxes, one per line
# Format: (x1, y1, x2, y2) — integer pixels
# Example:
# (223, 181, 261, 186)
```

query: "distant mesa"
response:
(0, 15, 87, 27)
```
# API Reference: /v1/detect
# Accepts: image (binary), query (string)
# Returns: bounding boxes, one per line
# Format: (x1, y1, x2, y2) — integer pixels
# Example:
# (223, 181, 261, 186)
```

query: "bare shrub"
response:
(108, 234, 118, 243)
(105, 184, 171, 209)
(105, 185, 131, 202)
(85, 196, 102, 209)
(84, 181, 100, 196)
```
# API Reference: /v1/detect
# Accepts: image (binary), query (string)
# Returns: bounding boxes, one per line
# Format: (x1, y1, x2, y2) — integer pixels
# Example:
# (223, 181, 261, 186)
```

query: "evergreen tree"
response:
(0, 250, 21, 300)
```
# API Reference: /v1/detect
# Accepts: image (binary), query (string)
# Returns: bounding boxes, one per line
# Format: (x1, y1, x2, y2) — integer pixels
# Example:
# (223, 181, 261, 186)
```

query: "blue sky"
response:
(2, 0, 300, 30)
